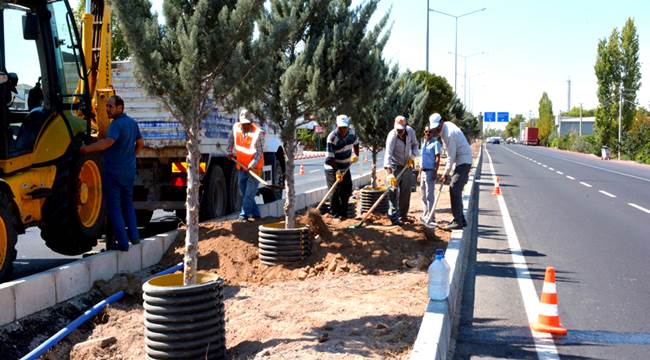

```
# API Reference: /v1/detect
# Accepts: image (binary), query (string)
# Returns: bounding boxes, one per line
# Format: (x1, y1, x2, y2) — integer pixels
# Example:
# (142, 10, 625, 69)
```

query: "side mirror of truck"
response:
(23, 13, 40, 41)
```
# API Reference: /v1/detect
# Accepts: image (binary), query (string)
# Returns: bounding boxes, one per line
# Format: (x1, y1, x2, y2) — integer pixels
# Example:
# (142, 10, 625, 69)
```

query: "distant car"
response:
(506, 137, 516, 144)
(486, 137, 501, 144)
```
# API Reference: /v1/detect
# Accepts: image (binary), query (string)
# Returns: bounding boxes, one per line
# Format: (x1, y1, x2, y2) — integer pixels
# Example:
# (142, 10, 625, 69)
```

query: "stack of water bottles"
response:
(428, 248, 450, 300)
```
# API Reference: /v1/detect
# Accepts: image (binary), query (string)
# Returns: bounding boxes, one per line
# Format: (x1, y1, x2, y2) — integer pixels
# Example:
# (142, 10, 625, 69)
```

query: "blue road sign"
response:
(484, 112, 496, 122)
(497, 112, 510, 122)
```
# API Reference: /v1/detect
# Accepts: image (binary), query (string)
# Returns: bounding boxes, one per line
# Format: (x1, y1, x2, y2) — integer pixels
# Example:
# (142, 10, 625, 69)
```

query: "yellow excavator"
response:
(0, 0, 114, 279)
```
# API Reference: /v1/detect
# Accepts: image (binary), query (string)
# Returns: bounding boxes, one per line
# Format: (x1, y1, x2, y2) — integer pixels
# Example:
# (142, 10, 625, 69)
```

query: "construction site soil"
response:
(6, 141, 480, 359)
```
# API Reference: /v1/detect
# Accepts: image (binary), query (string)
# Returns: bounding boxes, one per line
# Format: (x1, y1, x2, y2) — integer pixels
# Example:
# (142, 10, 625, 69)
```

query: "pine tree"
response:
(234, 0, 389, 228)
(410, 71, 455, 133)
(538, 92, 555, 145)
(112, 0, 263, 285)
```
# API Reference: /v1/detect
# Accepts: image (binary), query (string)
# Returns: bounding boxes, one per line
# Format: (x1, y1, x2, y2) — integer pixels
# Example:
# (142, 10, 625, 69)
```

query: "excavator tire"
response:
(0, 191, 18, 281)
(40, 151, 104, 255)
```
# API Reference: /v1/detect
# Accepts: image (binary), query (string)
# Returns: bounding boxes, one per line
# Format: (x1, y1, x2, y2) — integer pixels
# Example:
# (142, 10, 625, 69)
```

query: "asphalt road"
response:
(456, 144, 650, 359)
(8, 150, 383, 282)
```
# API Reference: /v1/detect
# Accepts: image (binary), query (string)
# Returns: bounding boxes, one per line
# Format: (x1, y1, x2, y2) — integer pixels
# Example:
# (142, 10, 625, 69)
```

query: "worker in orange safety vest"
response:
(227, 109, 265, 222)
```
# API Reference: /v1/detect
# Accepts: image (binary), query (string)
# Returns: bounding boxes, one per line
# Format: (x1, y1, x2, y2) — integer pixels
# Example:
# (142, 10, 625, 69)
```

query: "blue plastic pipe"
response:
(20, 262, 183, 360)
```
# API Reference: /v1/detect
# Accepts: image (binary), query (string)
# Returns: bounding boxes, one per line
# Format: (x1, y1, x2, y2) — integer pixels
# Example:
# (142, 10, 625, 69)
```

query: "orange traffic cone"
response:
(492, 176, 502, 195)
(531, 266, 567, 336)
(299, 163, 305, 176)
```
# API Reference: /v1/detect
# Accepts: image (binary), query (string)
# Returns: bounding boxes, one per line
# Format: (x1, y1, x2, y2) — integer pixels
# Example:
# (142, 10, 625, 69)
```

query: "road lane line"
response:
(579, 181, 593, 188)
(543, 164, 548, 168)
(599, 190, 616, 198)
(549, 167, 554, 171)
(502, 146, 650, 183)
(628, 203, 650, 214)
(556, 171, 563, 175)
(566, 175, 575, 180)
(309, 169, 320, 174)
(485, 146, 561, 360)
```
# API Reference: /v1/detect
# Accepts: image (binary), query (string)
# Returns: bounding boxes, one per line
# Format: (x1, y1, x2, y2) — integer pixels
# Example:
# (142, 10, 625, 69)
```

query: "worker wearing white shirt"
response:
(384, 115, 418, 225)
(429, 113, 473, 230)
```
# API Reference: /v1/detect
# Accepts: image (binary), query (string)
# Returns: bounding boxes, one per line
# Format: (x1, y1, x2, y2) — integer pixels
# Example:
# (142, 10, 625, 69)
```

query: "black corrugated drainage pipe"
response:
(258, 221, 312, 266)
(360, 187, 388, 215)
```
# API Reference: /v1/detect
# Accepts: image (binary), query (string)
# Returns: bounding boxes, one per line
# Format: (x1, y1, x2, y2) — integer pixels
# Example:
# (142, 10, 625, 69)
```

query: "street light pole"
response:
(618, 86, 622, 160)
(426, 0, 429, 72)
(450, 51, 484, 105)
(428, 7, 486, 93)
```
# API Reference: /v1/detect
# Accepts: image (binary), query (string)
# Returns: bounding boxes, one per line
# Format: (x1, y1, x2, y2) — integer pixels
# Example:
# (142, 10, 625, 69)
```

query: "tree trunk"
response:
(183, 121, 201, 285)
(283, 127, 296, 229)
(371, 147, 379, 188)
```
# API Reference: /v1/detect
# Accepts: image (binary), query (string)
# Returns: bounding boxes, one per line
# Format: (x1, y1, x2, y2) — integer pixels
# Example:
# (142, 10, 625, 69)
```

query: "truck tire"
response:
(261, 157, 284, 203)
(0, 192, 18, 281)
(136, 210, 153, 227)
(200, 165, 227, 221)
(227, 166, 242, 214)
(40, 152, 104, 255)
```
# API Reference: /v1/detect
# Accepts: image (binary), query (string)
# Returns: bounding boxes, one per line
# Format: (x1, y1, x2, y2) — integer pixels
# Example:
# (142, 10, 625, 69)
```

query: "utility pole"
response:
(579, 103, 583, 136)
(567, 78, 571, 111)
(618, 86, 622, 160)
(426, 0, 429, 72)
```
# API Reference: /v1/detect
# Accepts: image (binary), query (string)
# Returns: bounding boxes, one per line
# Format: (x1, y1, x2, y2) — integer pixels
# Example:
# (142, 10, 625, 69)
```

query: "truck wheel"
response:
(262, 157, 284, 203)
(0, 192, 18, 281)
(227, 166, 242, 214)
(40, 152, 104, 255)
(200, 165, 227, 221)
(136, 210, 153, 227)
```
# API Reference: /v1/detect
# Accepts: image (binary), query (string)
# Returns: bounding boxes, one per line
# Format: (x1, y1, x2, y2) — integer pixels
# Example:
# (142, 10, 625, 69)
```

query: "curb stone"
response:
(410, 144, 483, 360)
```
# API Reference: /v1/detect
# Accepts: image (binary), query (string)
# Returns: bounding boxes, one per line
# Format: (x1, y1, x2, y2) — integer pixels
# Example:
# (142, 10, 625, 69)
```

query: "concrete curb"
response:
(0, 171, 374, 327)
(410, 144, 483, 360)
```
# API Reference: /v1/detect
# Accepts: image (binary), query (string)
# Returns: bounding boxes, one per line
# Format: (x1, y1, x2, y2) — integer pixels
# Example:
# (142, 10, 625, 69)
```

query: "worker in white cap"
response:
(324, 114, 359, 220)
(429, 112, 472, 230)
(383, 115, 418, 225)
(227, 108, 265, 222)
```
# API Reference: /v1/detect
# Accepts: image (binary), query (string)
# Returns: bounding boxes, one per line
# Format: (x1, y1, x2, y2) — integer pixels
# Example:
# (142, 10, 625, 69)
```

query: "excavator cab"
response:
(0, 0, 105, 280)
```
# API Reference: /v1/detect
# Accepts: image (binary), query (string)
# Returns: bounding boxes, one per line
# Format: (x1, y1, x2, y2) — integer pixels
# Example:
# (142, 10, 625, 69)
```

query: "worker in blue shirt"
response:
(419, 125, 441, 226)
(81, 95, 144, 251)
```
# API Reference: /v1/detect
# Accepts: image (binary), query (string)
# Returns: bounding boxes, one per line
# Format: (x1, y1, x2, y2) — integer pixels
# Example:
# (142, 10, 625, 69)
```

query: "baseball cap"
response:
(239, 109, 253, 124)
(429, 113, 442, 129)
(394, 115, 406, 130)
(336, 114, 350, 127)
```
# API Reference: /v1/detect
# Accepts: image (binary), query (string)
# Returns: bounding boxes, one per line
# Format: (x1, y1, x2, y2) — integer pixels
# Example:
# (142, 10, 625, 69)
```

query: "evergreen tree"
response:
(410, 71, 455, 132)
(620, 18, 641, 132)
(537, 92, 555, 145)
(235, 0, 389, 228)
(112, 0, 263, 285)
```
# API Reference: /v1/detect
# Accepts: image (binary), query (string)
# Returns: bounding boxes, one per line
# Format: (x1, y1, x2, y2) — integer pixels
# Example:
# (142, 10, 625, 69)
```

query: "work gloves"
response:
(351, 154, 358, 163)
(387, 174, 398, 188)
(406, 157, 415, 169)
(336, 170, 344, 182)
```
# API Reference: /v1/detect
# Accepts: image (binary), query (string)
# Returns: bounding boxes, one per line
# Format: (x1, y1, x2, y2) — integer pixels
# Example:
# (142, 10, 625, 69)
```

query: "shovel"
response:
(315, 167, 351, 211)
(348, 165, 410, 229)
(231, 158, 284, 190)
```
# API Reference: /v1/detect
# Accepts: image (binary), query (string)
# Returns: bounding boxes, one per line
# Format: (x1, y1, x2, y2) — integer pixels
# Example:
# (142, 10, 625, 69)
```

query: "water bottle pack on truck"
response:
(112, 62, 286, 224)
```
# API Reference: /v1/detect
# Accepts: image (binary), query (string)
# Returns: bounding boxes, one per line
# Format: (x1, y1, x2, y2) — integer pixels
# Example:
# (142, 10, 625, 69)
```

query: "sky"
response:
(14, 0, 650, 121)
(369, 0, 650, 120)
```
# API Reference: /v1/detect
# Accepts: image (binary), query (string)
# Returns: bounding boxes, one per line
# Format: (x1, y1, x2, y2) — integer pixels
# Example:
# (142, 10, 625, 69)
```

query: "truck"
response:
(522, 127, 539, 145)
(112, 62, 286, 224)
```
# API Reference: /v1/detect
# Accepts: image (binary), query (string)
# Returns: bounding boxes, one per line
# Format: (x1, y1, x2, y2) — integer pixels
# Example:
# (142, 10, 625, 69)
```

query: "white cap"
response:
(239, 109, 253, 124)
(336, 114, 350, 127)
(394, 115, 406, 130)
(429, 113, 442, 129)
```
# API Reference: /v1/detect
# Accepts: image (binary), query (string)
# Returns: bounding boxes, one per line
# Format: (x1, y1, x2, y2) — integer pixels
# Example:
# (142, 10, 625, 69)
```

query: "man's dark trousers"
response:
(325, 169, 352, 218)
(450, 163, 471, 225)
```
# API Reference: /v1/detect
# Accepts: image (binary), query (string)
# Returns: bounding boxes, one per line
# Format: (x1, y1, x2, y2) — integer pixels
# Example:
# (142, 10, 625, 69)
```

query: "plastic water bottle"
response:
(428, 249, 450, 300)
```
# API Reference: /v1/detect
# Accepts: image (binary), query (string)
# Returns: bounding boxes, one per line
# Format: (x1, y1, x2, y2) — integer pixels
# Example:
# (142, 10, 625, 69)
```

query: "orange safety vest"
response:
(233, 123, 264, 171)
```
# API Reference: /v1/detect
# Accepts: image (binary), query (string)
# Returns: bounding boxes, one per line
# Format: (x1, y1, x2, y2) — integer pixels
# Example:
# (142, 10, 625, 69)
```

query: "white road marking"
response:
(542, 164, 548, 168)
(502, 145, 650, 183)
(549, 167, 554, 171)
(556, 171, 563, 175)
(309, 169, 320, 174)
(628, 203, 650, 214)
(599, 190, 616, 198)
(566, 175, 575, 180)
(579, 181, 593, 188)
(485, 146, 561, 360)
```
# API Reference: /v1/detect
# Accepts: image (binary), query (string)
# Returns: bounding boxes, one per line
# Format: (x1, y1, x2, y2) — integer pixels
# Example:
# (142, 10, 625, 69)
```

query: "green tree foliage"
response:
(235, 0, 389, 228)
(112, 0, 263, 284)
(621, 18, 641, 132)
(353, 66, 425, 187)
(562, 106, 596, 117)
(537, 92, 555, 146)
(622, 112, 650, 163)
(503, 114, 524, 138)
(410, 71, 455, 132)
